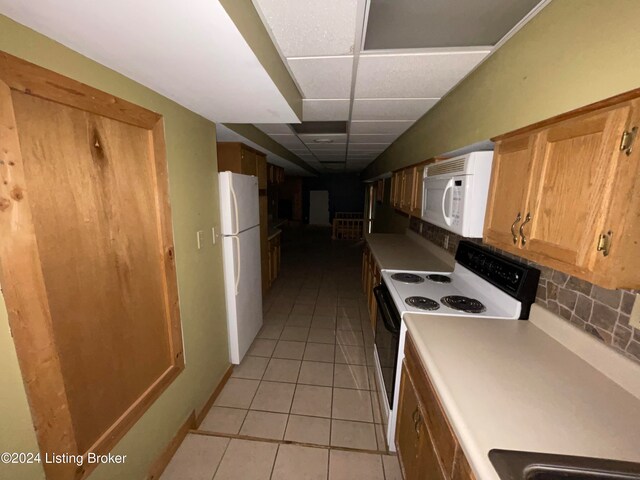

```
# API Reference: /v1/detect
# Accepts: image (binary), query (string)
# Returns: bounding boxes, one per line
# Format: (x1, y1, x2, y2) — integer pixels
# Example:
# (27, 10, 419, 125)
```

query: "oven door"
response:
(373, 283, 401, 409)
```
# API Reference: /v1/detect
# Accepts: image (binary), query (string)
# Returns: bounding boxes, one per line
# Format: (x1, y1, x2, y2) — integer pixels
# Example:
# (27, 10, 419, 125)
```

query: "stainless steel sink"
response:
(489, 450, 640, 480)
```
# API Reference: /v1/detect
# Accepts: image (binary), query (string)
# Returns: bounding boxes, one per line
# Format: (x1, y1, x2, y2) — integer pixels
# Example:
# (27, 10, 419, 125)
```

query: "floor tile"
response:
(314, 304, 337, 316)
(199, 407, 247, 434)
(298, 361, 334, 387)
(365, 347, 376, 366)
(371, 391, 382, 424)
(239, 410, 288, 440)
(263, 358, 301, 383)
(272, 444, 328, 480)
(273, 340, 306, 360)
(304, 343, 335, 363)
(330, 420, 377, 450)
(161, 433, 229, 480)
(213, 438, 277, 480)
(328, 450, 384, 480)
(336, 329, 364, 346)
(308, 328, 336, 344)
(257, 325, 283, 340)
(250, 381, 295, 414)
(335, 345, 367, 365)
(332, 388, 373, 422)
(333, 364, 369, 390)
(336, 317, 362, 331)
(292, 303, 315, 315)
(280, 326, 310, 342)
(367, 367, 378, 391)
(232, 356, 269, 380)
(284, 415, 331, 446)
(214, 378, 260, 409)
(270, 302, 294, 315)
(311, 316, 337, 329)
(382, 455, 402, 480)
(247, 339, 277, 358)
(291, 384, 333, 418)
(286, 315, 312, 327)
(375, 423, 387, 451)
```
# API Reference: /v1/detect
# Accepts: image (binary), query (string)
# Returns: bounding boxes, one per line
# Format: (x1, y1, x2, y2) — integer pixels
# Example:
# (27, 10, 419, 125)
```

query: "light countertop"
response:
(365, 231, 454, 272)
(403, 309, 640, 480)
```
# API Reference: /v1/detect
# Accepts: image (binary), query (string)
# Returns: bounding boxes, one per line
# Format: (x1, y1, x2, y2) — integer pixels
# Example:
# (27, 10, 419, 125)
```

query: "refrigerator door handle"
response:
(233, 235, 241, 295)
(229, 178, 240, 235)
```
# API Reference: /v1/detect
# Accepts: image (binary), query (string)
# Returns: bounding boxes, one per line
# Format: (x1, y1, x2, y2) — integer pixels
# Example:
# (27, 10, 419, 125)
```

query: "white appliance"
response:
(372, 241, 540, 451)
(219, 171, 263, 365)
(421, 151, 494, 237)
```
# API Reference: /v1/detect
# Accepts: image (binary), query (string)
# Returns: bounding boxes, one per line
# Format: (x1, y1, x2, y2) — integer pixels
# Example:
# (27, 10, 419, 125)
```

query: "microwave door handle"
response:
(441, 179, 454, 226)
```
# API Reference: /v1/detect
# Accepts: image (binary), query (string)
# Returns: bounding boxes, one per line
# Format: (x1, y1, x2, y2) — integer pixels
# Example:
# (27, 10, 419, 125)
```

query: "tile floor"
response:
(162, 229, 402, 480)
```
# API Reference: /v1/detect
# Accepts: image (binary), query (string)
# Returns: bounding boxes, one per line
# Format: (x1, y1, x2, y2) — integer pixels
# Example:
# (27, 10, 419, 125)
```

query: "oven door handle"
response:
(373, 285, 400, 334)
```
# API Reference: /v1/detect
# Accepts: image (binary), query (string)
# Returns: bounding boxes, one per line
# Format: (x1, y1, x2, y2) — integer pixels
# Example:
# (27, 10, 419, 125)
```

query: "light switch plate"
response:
(196, 230, 204, 250)
(212, 227, 216, 245)
(630, 294, 640, 330)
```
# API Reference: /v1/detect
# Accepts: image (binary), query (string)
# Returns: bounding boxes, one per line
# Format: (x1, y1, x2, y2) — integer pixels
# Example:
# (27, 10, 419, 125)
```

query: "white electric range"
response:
(372, 241, 540, 451)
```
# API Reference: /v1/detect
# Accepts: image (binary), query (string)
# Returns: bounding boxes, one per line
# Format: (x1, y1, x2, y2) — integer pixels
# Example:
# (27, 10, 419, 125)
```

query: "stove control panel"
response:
(456, 241, 540, 318)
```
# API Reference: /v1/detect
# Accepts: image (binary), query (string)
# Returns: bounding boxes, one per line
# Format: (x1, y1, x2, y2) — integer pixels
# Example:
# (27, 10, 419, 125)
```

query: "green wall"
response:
(364, 0, 640, 179)
(0, 16, 230, 480)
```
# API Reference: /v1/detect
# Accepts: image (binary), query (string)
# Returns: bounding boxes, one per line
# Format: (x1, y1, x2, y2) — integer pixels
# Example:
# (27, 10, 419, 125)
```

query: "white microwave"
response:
(421, 151, 494, 238)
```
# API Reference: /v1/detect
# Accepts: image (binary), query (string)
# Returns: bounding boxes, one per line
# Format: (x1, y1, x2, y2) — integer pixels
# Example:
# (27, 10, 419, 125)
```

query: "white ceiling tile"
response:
(299, 133, 348, 144)
(348, 144, 388, 152)
(350, 121, 414, 135)
(354, 50, 489, 98)
(302, 99, 350, 121)
(256, 123, 294, 134)
(352, 98, 439, 120)
(288, 56, 353, 99)
(253, 0, 358, 57)
(349, 134, 399, 144)
(308, 144, 347, 152)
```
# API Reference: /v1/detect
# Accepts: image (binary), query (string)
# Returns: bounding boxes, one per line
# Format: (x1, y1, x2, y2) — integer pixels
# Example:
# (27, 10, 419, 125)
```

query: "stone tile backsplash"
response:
(408, 217, 640, 364)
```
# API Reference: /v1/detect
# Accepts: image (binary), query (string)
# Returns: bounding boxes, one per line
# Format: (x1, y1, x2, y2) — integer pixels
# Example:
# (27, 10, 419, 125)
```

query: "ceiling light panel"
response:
(303, 99, 351, 121)
(350, 121, 414, 135)
(288, 56, 354, 99)
(299, 134, 348, 144)
(256, 123, 294, 134)
(348, 144, 388, 152)
(352, 98, 439, 121)
(355, 51, 489, 98)
(253, 0, 358, 57)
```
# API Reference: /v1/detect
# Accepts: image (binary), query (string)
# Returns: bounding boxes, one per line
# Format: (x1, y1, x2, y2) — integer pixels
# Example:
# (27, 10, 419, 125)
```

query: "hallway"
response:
(161, 228, 402, 480)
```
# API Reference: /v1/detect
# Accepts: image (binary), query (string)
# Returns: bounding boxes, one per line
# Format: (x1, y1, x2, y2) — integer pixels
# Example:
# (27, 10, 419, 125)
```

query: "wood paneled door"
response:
(0, 51, 184, 479)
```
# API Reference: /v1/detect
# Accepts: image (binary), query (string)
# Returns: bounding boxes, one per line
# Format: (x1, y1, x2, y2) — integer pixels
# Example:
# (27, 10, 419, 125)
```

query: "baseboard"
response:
(147, 410, 196, 480)
(196, 364, 234, 427)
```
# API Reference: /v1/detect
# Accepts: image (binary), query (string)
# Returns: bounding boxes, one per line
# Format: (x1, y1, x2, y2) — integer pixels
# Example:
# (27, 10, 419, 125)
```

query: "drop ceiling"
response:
(0, 0, 299, 123)
(252, 0, 549, 173)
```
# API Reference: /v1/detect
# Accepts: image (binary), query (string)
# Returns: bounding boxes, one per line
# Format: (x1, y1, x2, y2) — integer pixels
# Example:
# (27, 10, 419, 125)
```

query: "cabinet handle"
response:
(510, 212, 522, 245)
(519, 212, 532, 246)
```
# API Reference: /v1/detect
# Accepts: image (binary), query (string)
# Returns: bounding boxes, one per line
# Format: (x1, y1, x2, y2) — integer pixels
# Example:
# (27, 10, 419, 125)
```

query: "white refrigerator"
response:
(218, 171, 263, 364)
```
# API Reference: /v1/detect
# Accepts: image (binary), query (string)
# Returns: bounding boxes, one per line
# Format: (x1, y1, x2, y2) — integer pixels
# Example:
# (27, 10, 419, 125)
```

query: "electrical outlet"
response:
(196, 230, 204, 250)
(630, 294, 640, 330)
(444, 234, 449, 250)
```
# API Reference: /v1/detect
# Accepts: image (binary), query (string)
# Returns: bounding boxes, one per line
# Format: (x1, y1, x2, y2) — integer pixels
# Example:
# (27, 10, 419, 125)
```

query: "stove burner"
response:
(441, 295, 486, 314)
(426, 274, 452, 284)
(406, 296, 440, 311)
(391, 273, 424, 284)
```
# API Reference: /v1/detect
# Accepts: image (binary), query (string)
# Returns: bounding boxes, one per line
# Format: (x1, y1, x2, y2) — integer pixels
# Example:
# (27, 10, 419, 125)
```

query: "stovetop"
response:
(381, 266, 521, 319)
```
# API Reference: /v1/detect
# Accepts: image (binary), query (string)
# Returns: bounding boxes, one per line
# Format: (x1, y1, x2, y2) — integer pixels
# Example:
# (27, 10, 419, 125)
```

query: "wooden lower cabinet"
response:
(268, 232, 281, 285)
(361, 244, 381, 331)
(397, 334, 476, 480)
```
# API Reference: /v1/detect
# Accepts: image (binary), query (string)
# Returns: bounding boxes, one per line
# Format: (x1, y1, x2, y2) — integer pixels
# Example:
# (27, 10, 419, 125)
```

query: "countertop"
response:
(365, 231, 454, 272)
(403, 308, 640, 480)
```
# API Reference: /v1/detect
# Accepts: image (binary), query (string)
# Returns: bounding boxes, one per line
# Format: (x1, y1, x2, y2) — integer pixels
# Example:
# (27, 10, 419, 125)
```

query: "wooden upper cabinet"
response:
(256, 152, 267, 189)
(401, 167, 414, 212)
(484, 133, 537, 250)
(485, 92, 640, 289)
(411, 165, 425, 217)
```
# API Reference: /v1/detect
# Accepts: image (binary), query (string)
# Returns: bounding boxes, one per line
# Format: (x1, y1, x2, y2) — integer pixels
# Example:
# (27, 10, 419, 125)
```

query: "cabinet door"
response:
(241, 147, 257, 176)
(411, 165, 425, 217)
(396, 365, 421, 480)
(259, 195, 269, 293)
(402, 168, 414, 213)
(256, 154, 267, 189)
(523, 104, 632, 269)
(483, 133, 536, 252)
